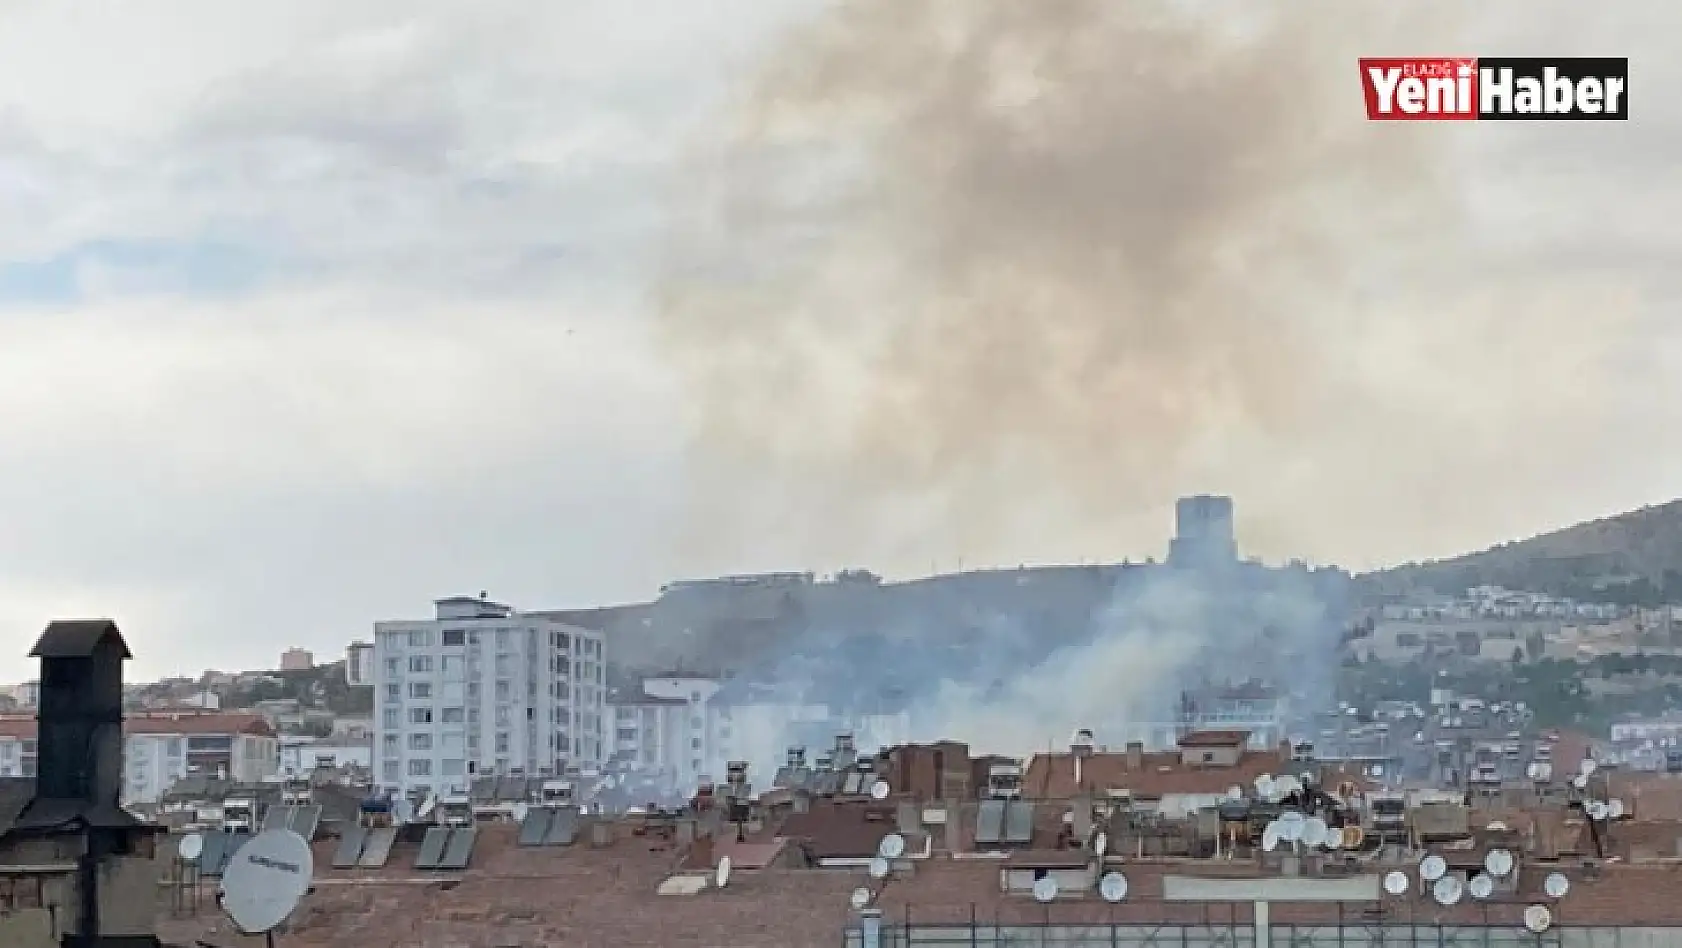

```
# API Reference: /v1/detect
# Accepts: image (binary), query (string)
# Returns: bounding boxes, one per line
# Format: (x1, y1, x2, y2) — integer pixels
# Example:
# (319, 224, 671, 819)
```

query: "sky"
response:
(0, 0, 1679, 681)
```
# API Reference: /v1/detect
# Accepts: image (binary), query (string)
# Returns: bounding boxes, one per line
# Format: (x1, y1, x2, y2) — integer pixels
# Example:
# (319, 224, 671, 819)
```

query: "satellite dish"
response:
(1432, 874, 1464, 906)
(715, 856, 732, 889)
(869, 780, 891, 801)
(1383, 871, 1410, 896)
(1099, 871, 1129, 902)
(1254, 775, 1276, 799)
(868, 857, 890, 880)
(1300, 818, 1329, 848)
(1544, 872, 1570, 899)
(850, 886, 872, 909)
(218, 830, 313, 935)
(1608, 799, 1626, 819)
(1571, 775, 1588, 790)
(1032, 876, 1059, 903)
(1277, 812, 1305, 842)
(1524, 905, 1554, 933)
(1580, 758, 1598, 777)
(1419, 854, 1447, 882)
(1093, 832, 1108, 858)
(879, 833, 906, 860)
(1261, 822, 1281, 852)
(1468, 874, 1495, 900)
(1226, 786, 1243, 801)
(1586, 800, 1610, 822)
(1342, 826, 1365, 849)
(1484, 848, 1514, 878)
(511, 803, 529, 823)
(1276, 775, 1302, 796)
(178, 833, 204, 862)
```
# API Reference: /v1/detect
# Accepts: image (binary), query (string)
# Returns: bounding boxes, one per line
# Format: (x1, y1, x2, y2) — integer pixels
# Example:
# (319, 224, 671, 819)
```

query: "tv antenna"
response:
(1524, 905, 1554, 933)
(1419, 854, 1447, 883)
(218, 829, 313, 943)
(1382, 871, 1410, 896)
(868, 857, 890, 880)
(1543, 871, 1570, 899)
(878, 833, 906, 861)
(714, 856, 732, 889)
(1098, 871, 1129, 903)
(850, 886, 872, 910)
(1431, 874, 1465, 906)
(178, 832, 204, 863)
(869, 780, 891, 801)
(1467, 873, 1495, 900)
(1032, 876, 1059, 903)
(1484, 848, 1514, 878)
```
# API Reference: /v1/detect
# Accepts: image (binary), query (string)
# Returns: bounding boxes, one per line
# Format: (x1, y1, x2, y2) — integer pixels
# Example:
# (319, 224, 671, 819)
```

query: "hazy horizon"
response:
(2, 0, 1678, 680)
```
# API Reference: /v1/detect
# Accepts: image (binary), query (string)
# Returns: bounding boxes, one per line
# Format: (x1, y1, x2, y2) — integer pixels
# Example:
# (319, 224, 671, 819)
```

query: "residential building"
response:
(1167, 494, 1237, 569)
(279, 734, 374, 775)
(371, 594, 607, 796)
(280, 646, 315, 671)
(345, 639, 375, 686)
(609, 674, 729, 788)
(0, 709, 277, 805)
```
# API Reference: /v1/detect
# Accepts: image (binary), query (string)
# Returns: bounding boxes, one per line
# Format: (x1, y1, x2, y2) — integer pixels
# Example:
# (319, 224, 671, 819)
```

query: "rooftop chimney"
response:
(31, 620, 130, 806)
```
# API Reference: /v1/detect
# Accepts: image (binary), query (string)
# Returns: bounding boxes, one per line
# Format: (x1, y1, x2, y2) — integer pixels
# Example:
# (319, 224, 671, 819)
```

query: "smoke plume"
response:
(655, 0, 1672, 573)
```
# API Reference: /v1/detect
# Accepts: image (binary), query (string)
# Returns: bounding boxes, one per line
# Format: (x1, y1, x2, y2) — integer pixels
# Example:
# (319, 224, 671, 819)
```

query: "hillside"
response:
(1356, 499, 1682, 605)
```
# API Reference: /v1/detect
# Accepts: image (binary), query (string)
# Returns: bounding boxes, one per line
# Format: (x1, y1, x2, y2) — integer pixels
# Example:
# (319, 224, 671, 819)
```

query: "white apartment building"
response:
(372, 595, 607, 796)
(279, 734, 374, 775)
(0, 710, 278, 804)
(610, 675, 731, 790)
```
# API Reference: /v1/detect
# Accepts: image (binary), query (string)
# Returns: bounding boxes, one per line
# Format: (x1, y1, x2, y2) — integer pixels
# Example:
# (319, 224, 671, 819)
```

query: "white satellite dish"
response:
(1276, 775, 1302, 796)
(511, 803, 529, 823)
(1580, 758, 1598, 777)
(1093, 832, 1108, 858)
(1419, 854, 1447, 882)
(1099, 871, 1129, 902)
(1586, 800, 1610, 822)
(1300, 818, 1329, 848)
(869, 780, 891, 801)
(218, 830, 313, 935)
(1543, 872, 1570, 899)
(178, 833, 204, 862)
(715, 856, 733, 889)
(850, 886, 872, 909)
(1524, 905, 1554, 933)
(1254, 775, 1276, 799)
(1382, 871, 1410, 896)
(1468, 874, 1495, 900)
(1571, 775, 1588, 790)
(1324, 827, 1346, 849)
(868, 857, 890, 880)
(1608, 799, 1626, 819)
(1225, 786, 1243, 801)
(1484, 848, 1514, 878)
(1261, 822, 1281, 852)
(1432, 874, 1464, 906)
(1277, 811, 1305, 842)
(879, 833, 906, 860)
(1032, 876, 1059, 903)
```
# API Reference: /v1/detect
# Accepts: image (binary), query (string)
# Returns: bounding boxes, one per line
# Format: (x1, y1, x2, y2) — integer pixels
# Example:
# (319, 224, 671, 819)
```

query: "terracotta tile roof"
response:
(0, 710, 273, 739)
(1025, 747, 1288, 799)
(776, 802, 897, 860)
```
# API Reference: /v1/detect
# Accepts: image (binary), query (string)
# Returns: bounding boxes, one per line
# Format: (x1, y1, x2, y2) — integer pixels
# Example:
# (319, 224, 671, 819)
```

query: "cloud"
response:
(0, 0, 1677, 682)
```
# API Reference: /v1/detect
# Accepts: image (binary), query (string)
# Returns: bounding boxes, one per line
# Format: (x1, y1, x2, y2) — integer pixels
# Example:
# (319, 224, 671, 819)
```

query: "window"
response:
(409, 682, 432, 699)
(495, 732, 510, 754)
(442, 629, 466, 647)
(186, 736, 233, 752)
(408, 630, 432, 648)
(384, 658, 401, 676)
(495, 706, 511, 726)
(382, 762, 399, 782)
(690, 691, 701, 702)
(495, 680, 511, 701)
(167, 738, 184, 756)
(410, 708, 433, 724)
(496, 629, 511, 648)
(409, 655, 433, 673)
(441, 655, 462, 675)
(408, 759, 432, 776)
(385, 684, 401, 703)
(495, 654, 511, 676)
(692, 738, 702, 750)
(617, 727, 637, 741)
(554, 631, 571, 650)
(383, 709, 400, 729)
(467, 682, 480, 700)
(383, 735, 400, 753)
(555, 657, 570, 676)
(409, 733, 433, 751)
(442, 707, 465, 724)
(691, 717, 703, 729)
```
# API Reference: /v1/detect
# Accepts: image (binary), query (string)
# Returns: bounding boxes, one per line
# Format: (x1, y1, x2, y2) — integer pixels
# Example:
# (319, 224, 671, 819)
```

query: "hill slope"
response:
(1357, 499, 1682, 604)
